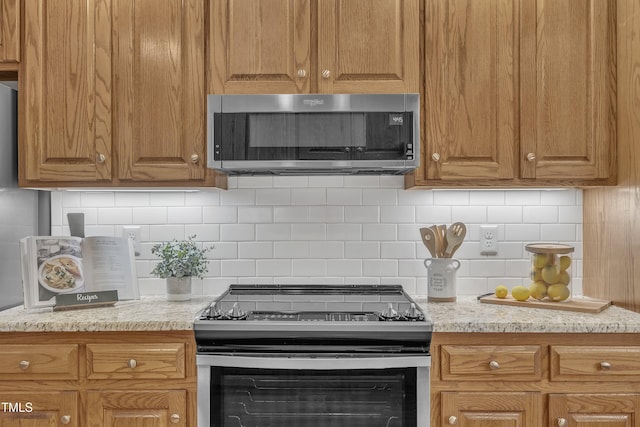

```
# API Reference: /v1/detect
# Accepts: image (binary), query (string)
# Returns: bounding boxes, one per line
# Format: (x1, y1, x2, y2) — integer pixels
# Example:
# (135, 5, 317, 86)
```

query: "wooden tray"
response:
(479, 294, 611, 313)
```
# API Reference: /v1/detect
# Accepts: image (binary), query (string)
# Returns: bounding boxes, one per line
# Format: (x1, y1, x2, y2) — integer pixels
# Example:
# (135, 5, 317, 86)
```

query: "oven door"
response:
(197, 354, 430, 427)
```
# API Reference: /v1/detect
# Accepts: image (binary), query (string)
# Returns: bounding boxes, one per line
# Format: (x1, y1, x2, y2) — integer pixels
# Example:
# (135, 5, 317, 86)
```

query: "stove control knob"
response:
(403, 303, 423, 320)
(381, 303, 398, 320)
(228, 302, 247, 319)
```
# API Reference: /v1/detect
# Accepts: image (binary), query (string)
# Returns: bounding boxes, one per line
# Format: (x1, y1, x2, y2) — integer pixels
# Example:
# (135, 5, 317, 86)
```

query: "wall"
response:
(583, 0, 640, 311)
(51, 176, 582, 298)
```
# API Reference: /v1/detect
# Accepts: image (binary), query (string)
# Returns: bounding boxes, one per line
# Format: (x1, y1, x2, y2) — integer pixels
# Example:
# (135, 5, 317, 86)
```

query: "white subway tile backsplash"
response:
(326, 224, 361, 241)
(362, 224, 397, 241)
(238, 207, 273, 224)
(168, 207, 202, 224)
(256, 189, 291, 206)
(53, 183, 583, 297)
(274, 207, 309, 223)
(381, 242, 415, 259)
(203, 206, 238, 224)
(380, 206, 415, 223)
(327, 188, 362, 205)
(291, 188, 326, 205)
(221, 224, 255, 241)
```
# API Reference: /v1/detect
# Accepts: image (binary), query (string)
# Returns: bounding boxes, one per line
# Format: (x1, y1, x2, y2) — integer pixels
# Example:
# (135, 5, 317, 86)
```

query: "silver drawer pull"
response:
(448, 415, 458, 425)
(557, 418, 567, 427)
(489, 360, 500, 370)
(170, 413, 180, 424)
(60, 415, 71, 425)
(19, 360, 30, 370)
(600, 361, 612, 370)
(127, 359, 137, 369)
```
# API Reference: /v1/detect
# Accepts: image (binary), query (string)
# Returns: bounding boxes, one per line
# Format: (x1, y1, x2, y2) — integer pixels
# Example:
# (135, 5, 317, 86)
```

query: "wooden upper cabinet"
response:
(209, 0, 419, 94)
(113, 0, 206, 182)
(424, 0, 518, 181)
(21, 0, 112, 183)
(209, 0, 311, 94)
(415, 0, 616, 187)
(20, 0, 221, 187)
(0, 0, 19, 63)
(318, 0, 420, 93)
(520, 0, 616, 181)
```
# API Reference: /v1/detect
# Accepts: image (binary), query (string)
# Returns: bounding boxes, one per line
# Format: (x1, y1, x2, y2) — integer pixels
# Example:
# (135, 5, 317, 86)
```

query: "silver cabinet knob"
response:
(60, 415, 71, 425)
(170, 413, 180, 424)
(432, 152, 441, 162)
(321, 69, 331, 79)
(297, 69, 307, 78)
(19, 360, 30, 370)
(557, 418, 567, 427)
(448, 415, 458, 425)
(190, 154, 200, 164)
(600, 361, 612, 370)
(489, 360, 500, 369)
(127, 359, 137, 369)
(526, 152, 536, 162)
(96, 153, 106, 163)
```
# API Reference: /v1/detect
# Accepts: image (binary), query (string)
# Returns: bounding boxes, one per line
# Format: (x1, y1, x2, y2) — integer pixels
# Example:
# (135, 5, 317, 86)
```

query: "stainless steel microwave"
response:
(207, 94, 419, 175)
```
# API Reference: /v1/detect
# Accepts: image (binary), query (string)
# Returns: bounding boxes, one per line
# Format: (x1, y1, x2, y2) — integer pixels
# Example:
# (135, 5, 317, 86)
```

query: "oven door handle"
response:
(197, 354, 430, 370)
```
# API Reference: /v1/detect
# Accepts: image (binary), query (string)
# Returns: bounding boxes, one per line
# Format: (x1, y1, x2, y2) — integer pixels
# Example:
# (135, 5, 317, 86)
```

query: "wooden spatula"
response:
(444, 222, 466, 258)
(419, 227, 438, 258)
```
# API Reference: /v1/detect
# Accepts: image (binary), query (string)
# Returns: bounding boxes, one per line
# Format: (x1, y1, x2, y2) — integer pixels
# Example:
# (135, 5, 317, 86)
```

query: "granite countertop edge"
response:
(1, 295, 640, 334)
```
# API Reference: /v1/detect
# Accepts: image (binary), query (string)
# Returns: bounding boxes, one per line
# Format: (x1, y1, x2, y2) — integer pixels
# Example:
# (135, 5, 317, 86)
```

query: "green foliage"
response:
(150, 235, 212, 279)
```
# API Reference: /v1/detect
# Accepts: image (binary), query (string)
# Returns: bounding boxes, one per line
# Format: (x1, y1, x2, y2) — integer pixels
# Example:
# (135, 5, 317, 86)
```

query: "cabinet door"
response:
(520, 0, 616, 181)
(209, 0, 311, 94)
(441, 392, 543, 427)
(87, 390, 187, 427)
(318, 0, 420, 93)
(0, 391, 78, 427)
(21, 0, 112, 183)
(113, 0, 206, 182)
(0, 0, 19, 62)
(549, 394, 640, 427)
(424, 0, 518, 181)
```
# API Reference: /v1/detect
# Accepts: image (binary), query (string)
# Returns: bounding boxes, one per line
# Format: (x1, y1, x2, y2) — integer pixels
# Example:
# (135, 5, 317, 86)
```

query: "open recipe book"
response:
(20, 236, 139, 308)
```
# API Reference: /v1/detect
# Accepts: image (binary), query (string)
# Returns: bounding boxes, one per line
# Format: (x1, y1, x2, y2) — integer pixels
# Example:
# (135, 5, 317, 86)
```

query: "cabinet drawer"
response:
(0, 344, 78, 380)
(551, 346, 640, 381)
(441, 345, 543, 381)
(86, 343, 185, 379)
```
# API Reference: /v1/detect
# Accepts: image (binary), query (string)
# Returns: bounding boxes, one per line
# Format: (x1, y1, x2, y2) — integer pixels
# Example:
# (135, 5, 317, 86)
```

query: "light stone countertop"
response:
(1, 295, 640, 334)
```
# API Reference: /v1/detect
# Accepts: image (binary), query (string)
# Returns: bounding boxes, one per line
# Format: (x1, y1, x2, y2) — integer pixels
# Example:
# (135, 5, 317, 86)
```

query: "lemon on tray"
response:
(511, 285, 531, 301)
(494, 285, 508, 299)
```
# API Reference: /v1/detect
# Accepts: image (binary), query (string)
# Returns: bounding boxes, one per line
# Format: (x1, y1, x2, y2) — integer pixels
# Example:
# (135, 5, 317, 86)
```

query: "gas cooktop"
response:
(194, 284, 432, 345)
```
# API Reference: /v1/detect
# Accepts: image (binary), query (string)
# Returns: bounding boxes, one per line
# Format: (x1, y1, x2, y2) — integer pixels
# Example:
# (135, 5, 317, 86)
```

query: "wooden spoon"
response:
(444, 222, 467, 258)
(419, 227, 438, 258)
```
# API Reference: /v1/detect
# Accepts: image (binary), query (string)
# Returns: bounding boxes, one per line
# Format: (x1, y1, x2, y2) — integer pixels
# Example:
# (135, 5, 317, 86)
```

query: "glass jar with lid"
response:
(525, 243, 574, 302)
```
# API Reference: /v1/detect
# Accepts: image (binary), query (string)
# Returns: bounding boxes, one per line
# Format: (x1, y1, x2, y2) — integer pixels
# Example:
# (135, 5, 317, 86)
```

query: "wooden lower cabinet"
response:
(549, 394, 640, 427)
(432, 333, 640, 427)
(0, 331, 196, 427)
(87, 390, 187, 427)
(0, 392, 78, 427)
(441, 392, 543, 426)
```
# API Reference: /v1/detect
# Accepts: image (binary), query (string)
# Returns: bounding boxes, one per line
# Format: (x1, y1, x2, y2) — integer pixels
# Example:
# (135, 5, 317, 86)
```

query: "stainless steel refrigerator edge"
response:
(0, 83, 51, 311)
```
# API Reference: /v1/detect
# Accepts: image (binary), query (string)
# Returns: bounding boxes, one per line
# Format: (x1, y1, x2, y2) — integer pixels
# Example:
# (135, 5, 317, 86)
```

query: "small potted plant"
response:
(151, 235, 211, 301)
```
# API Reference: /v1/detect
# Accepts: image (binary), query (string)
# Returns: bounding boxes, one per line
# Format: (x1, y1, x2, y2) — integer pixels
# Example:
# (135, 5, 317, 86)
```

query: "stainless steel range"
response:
(195, 284, 432, 427)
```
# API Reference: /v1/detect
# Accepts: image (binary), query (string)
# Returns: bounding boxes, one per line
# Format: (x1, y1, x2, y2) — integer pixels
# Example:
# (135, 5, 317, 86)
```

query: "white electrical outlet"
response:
(480, 225, 499, 255)
(122, 226, 141, 256)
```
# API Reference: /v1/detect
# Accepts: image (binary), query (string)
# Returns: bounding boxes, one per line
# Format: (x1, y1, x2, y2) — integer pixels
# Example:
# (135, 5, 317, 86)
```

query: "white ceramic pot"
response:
(166, 277, 192, 301)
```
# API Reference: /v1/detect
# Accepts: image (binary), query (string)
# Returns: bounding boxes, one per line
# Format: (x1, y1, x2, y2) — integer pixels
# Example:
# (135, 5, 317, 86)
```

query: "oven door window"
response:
(209, 367, 417, 427)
